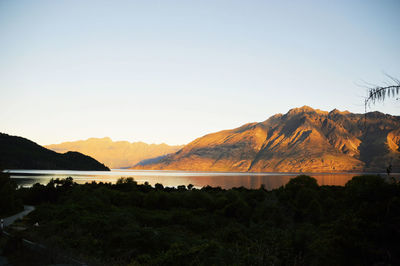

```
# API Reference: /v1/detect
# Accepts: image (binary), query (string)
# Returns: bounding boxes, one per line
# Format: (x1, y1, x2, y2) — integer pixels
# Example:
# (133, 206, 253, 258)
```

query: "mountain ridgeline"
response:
(45, 137, 183, 169)
(0, 133, 109, 171)
(134, 106, 400, 172)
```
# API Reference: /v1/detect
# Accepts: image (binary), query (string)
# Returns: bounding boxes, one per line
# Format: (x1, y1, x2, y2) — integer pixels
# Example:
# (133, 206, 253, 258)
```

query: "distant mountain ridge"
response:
(134, 106, 400, 172)
(0, 133, 109, 171)
(45, 137, 183, 168)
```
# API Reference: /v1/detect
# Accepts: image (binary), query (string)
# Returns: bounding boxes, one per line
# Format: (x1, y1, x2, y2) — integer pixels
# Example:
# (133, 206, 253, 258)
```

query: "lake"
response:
(5, 169, 393, 190)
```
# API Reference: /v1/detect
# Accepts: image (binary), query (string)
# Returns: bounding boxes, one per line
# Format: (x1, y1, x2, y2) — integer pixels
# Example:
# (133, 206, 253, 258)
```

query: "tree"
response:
(364, 75, 400, 112)
(363, 75, 400, 176)
(0, 169, 23, 216)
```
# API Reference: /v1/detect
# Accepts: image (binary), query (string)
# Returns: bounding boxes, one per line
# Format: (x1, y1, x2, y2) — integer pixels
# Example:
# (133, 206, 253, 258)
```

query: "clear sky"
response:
(1, 0, 399, 145)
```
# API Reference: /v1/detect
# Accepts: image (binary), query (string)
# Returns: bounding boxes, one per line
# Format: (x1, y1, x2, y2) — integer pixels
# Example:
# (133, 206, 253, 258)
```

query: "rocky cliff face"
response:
(46, 137, 183, 169)
(135, 106, 400, 172)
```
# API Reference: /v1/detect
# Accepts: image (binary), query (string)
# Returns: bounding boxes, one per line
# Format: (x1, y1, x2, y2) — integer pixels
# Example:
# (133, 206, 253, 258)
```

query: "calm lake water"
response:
(6, 169, 394, 190)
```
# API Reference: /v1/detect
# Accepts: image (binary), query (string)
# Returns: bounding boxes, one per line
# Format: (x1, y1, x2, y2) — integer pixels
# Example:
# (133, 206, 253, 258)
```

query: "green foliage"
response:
(365, 76, 400, 108)
(285, 174, 319, 190)
(0, 170, 23, 216)
(16, 175, 400, 265)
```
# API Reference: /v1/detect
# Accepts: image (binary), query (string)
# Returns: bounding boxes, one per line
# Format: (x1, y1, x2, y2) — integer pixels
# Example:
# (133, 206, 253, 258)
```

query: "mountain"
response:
(134, 106, 400, 172)
(45, 137, 183, 169)
(0, 133, 109, 171)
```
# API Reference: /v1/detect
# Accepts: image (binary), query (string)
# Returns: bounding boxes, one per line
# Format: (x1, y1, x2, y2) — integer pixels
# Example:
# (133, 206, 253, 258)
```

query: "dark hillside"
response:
(0, 133, 109, 171)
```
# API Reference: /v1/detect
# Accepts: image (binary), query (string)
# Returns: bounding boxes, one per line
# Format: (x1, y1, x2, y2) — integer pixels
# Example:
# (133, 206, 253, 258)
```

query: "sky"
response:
(1, 0, 399, 146)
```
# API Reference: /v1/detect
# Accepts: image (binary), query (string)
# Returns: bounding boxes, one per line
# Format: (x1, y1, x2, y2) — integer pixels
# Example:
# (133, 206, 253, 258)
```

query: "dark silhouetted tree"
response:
(365, 75, 399, 112)
(0, 169, 23, 216)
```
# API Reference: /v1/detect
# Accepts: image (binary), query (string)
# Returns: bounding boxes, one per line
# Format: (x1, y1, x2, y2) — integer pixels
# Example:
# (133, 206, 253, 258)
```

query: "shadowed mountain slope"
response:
(0, 133, 109, 171)
(46, 137, 183, 168)
(134, 106, 400, 172)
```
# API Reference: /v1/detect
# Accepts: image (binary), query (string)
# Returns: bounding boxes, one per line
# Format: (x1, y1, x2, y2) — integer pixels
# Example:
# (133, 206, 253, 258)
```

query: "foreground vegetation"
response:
(0, 170, 23, 217)
(2, 174, 400, 265)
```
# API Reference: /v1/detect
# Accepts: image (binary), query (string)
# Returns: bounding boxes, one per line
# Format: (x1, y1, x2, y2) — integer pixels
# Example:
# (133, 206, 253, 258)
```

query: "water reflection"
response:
(7, 169, 392, 190)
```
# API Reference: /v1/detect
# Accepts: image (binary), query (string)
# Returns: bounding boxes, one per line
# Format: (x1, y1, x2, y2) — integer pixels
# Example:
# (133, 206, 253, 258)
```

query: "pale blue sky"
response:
(1, 0, 399, 145)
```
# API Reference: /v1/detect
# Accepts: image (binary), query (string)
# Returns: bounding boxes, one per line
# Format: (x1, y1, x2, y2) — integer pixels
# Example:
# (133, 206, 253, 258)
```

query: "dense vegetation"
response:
(0, 170, 23, 216)
(8, 175, 399, 265)
(0, 133, 109, 170)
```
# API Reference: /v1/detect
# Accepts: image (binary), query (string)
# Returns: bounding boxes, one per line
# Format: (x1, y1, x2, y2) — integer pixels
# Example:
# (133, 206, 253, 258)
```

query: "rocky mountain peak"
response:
(286, 106, 329, 116)
(134, 107, 400, 172)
